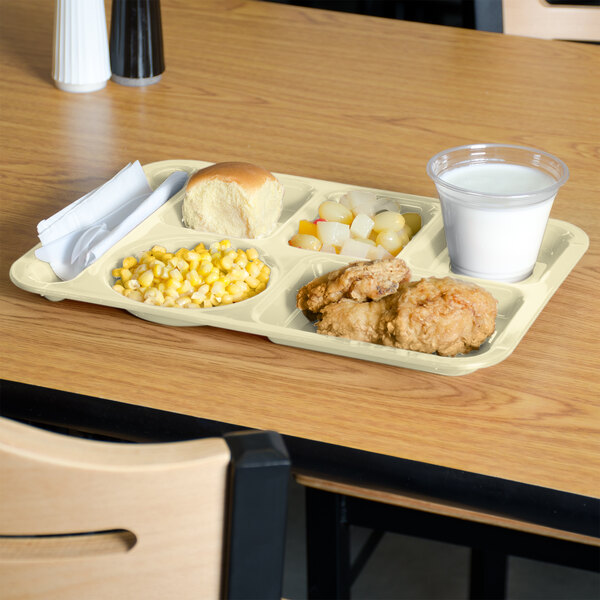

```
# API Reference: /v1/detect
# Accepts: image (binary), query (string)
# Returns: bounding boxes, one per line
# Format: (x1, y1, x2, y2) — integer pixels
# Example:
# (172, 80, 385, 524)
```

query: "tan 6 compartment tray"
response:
(10, 159, 589, 376)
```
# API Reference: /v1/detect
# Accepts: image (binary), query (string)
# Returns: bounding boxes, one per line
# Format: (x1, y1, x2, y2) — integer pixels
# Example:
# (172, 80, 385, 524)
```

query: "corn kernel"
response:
(120, 268, 132, 283)
(246, 248, 259, 261)
(186, 269, 202, 287)
(113, 279, 123, 288)
(246, 276, 260, 289)
(112, 284, 125, 294)
(229, 267, 247, 281)
(220, 254, 235, 271)
(151, 245, 167, 255)
(246, 262, 261, 278)
(122, 256, 138, 269)
(176, 295, 191, 307)
(194, 243, 206, 253)
(220, 239, 232, 250)
(210, 280, 227, 297)
(169, 268, 183, 281)
(234, 255, 248, 269)
(221, 294, 234, 305)
(163, 297, 176, 307)
(227, 283, 244, 297)
(205, 269, 219, 284)
(179, 280, 194, 295)
(112, 267, 122, 278)
(123, 289, 143, 302)
(184, 250, 200, 261)
(175, 247, 187, 259)
(124, 279, 141, 290)
(199, 261, 213, 276)
(256, 282, 267, 293)
(138, 269, 154, 288)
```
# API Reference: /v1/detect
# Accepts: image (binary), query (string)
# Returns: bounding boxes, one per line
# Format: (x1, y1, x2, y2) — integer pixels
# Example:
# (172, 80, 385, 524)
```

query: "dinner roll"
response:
(182, 162, 284, 238)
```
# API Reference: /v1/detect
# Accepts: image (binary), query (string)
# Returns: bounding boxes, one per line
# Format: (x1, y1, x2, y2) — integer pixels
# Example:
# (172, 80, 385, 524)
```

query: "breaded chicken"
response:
(296, 257, 411, 313)
(316, 277, 497, 356)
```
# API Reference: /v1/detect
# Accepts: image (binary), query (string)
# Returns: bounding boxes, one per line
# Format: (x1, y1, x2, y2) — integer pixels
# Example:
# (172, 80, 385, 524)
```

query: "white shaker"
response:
(52, 0, 111, 93)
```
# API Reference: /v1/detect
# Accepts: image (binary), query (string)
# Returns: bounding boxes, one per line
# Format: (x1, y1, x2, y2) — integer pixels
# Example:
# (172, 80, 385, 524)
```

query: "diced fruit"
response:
(317, 221, 350, 246)
(372, 211, 406, 233)
(350, 213, 374, 239)
(289, 233, 322, 251)
(340, 190, 379, 217)
(320, 243, 338, 255)
(402, 212, 422, 237)
(318, 200, 353, 225)
(339, 238, 373, 259)
(298, 219, 318, 236)
(375, 229, 406, 255)
(367, 245, 395, 260)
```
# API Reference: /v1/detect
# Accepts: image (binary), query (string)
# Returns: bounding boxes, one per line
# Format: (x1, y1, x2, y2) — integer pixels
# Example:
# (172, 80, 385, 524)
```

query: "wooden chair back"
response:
(0, 417, 289, 599)
(503, 0, 600, 41)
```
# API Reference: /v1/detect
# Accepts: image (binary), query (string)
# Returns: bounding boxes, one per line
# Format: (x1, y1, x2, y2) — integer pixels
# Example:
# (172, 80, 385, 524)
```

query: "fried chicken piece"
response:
(296, 257, 411, 313)
(316, 277, 497, 356)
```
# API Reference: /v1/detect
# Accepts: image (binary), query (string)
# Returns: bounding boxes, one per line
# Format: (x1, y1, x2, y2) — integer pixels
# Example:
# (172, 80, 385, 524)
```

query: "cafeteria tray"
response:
(10, 159, 589, 376)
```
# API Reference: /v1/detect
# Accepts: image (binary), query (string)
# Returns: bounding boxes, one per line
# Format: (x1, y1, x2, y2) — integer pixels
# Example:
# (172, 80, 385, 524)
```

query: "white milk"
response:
(437, 163, 557, 282)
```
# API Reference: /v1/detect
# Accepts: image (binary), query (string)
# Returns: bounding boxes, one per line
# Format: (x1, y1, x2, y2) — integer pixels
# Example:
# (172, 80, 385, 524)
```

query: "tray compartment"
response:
(151, 165, 317, 239)
(254, 254, 525, 365)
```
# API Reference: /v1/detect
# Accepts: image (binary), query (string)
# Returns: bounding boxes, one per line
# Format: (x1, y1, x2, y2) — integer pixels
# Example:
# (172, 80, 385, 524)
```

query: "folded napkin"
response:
(35, 161, 188, 280)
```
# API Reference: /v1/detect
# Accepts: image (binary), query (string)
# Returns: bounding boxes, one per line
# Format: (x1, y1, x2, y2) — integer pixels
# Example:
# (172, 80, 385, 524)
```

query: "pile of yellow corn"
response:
(111, 240, 270, 308)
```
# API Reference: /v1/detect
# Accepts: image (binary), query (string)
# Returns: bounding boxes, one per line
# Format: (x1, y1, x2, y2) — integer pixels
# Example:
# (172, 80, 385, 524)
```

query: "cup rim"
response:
(426, 143, 569, 203)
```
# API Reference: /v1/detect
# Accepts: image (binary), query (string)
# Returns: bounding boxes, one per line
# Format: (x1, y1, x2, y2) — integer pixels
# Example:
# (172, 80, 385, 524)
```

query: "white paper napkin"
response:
(35, 161, 188, 280)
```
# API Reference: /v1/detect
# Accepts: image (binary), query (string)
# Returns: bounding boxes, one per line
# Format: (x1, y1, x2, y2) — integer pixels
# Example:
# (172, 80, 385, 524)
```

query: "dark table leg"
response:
(469, 548, 508, 600)
(306, 488, 352, 599)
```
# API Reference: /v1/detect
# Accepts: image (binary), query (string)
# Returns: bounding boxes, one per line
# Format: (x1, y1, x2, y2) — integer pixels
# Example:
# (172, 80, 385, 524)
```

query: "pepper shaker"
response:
(109, 0, 165, 86)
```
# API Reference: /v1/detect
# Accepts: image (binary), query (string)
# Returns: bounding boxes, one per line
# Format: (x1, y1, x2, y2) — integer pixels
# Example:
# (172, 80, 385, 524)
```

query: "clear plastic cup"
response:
(427, 144, 569, 282)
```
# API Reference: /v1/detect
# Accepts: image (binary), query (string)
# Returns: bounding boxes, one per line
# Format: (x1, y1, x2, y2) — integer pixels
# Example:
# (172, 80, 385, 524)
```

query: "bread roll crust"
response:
(186, 162, 278, 193)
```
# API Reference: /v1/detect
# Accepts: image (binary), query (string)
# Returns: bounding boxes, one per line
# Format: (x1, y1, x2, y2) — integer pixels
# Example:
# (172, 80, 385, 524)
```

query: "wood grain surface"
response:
(1, 1, 599, 500)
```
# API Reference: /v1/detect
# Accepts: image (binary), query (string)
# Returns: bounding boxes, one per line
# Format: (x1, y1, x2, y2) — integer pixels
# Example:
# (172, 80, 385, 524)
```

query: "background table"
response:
(1, 0, 599, 542)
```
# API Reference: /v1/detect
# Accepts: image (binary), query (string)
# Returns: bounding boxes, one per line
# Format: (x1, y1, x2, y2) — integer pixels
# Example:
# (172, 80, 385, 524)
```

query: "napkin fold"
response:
(35, 162, 188, 280)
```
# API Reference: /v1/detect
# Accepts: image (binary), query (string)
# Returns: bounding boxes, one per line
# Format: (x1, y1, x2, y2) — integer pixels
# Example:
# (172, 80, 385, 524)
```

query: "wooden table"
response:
(1, 0, 599, 565)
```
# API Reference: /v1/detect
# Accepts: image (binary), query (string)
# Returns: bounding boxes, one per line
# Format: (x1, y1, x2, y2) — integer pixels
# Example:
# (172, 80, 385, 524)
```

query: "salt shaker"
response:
(109, 0, 165, 86)
(52, 0, 111, 93)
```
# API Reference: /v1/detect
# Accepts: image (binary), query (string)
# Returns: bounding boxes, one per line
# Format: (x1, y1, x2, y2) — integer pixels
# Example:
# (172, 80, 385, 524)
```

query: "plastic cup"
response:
(426, 144, 569, 282)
